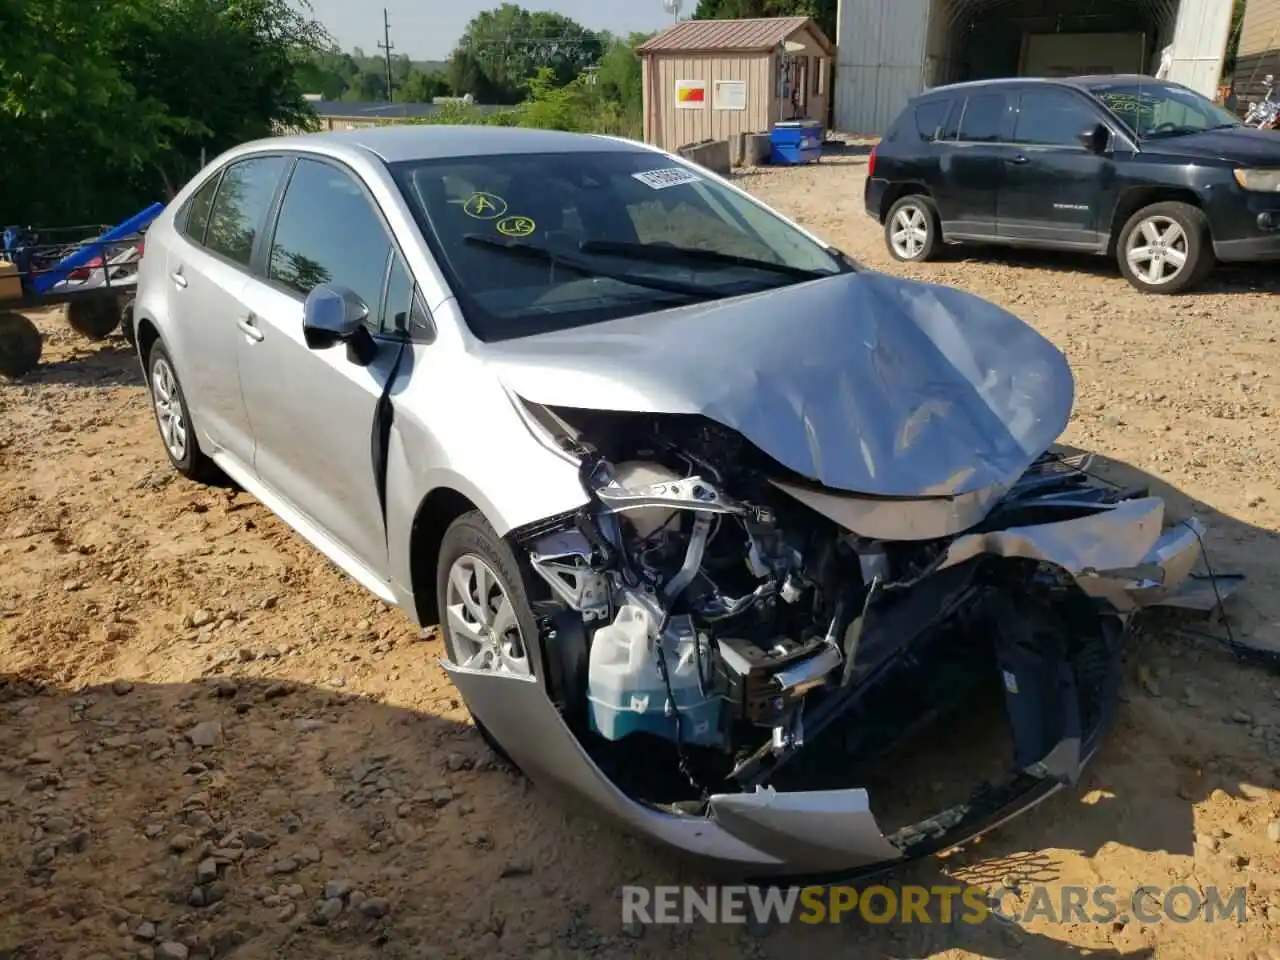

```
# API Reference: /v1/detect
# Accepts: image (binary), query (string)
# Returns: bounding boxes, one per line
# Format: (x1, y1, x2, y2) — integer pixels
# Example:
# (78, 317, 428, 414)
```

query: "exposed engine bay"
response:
(504, 404, 1182, 823)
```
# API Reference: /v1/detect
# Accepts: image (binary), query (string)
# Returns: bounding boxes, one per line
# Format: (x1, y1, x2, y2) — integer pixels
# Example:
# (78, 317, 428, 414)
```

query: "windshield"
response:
(1086, 79, 1242, 139)
(389, 150, 846, 341)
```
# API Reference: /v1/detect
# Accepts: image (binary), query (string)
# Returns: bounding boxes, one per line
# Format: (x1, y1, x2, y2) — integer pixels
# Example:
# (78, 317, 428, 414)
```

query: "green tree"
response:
(596, 32, 651, 119)
(691, 0, 836, 44)
(449, 4, 603, 103)
(399, 69, 453, 102)
(0, 0, 328, 224)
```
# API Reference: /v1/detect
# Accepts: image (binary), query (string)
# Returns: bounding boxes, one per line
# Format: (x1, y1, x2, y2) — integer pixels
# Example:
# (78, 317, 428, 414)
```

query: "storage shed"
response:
(636, 17, 835, 152)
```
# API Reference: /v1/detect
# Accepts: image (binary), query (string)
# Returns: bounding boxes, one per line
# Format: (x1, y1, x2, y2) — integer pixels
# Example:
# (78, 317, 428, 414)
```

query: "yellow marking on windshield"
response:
(496, 215, 536, 238)
(463, 192, 508, 220)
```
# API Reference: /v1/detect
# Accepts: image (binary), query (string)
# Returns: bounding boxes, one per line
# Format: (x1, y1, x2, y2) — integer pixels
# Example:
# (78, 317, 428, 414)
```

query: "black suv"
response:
(864, 75, 1280, 293)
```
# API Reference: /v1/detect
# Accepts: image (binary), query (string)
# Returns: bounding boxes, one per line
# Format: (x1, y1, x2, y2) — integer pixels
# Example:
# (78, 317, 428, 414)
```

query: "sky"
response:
(306, 0, 678, 61)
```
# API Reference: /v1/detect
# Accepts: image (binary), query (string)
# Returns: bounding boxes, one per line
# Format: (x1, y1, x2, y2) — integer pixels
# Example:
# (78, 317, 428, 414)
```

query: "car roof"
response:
(912, 74, 1165, 100)
(237, 124, 649, 165)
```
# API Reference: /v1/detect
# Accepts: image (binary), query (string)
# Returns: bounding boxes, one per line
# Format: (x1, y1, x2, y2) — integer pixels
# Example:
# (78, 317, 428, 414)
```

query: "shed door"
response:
(1163, 0, 1235, 99)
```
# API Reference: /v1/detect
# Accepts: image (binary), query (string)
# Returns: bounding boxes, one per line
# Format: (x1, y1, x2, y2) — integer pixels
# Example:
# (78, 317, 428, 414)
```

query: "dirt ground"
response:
(3, 148, 1280, 960)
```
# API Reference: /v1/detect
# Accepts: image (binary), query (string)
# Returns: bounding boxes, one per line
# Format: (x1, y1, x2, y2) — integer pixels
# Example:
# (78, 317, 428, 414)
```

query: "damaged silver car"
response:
(133, 125, 1208, 883)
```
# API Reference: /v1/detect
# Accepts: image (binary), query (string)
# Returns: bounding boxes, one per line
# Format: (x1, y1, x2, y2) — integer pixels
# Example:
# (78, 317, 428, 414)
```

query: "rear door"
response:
(165, 155, 290, 470)
(996, 87, 1116, 248)
(935, 90, 1014, 239)
(891, 96, 958, 218)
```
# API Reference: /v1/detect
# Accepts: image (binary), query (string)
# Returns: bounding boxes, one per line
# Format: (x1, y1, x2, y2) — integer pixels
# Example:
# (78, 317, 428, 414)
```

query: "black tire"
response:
(0, 312, 42, 378)
(120, 299, 136, 348)
(1116, 201, 1214, 295)
(146, 341, 219, 482)
(884, 194, 941, 263)
(436, 510, 546, 769)
(65, 297, 122, 340)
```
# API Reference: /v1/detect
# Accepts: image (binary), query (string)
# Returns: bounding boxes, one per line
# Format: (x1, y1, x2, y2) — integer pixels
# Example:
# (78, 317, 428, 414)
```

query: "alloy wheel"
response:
(150, 356, 188, 462)
(1125, 216, 1189, 287)
(444, 554, 530, 675)
(890, 205, 929, 259)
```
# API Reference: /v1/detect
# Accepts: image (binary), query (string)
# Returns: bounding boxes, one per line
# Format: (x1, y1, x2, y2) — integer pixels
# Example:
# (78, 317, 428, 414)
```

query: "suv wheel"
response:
(1117, 202, 1214, 294)
(147, 342, 219, 482)
(884, 195, 940, 263)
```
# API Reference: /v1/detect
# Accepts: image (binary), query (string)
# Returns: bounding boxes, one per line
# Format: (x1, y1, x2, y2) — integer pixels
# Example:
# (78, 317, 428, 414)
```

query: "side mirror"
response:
(302, 284, 377, 365)
(1077, 123, 1109, 154)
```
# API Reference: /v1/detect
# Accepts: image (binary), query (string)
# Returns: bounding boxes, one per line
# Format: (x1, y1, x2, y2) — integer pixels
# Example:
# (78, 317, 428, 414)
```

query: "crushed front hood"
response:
(475, 271, 1074, 498)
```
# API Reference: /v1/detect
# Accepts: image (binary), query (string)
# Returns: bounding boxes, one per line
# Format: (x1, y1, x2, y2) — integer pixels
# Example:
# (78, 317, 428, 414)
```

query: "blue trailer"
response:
(0, 203, 163, 377)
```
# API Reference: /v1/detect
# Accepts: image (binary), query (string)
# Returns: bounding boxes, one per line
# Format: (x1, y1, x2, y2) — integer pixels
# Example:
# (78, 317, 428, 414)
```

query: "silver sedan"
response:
(134, 125, 1208, 882)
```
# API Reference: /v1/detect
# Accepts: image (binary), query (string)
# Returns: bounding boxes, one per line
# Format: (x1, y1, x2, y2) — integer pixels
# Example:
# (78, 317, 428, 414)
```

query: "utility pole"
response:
(378, 8, 394, 101)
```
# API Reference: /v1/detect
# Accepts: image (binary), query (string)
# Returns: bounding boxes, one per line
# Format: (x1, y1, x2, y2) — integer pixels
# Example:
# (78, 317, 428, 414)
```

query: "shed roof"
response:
(636, 17, 833, 56)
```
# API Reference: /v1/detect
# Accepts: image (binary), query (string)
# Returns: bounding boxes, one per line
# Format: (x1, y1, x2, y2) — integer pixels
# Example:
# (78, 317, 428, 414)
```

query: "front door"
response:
(996, 87, 1115, 248)
(235, 156, 417, 583)
(935, 91, 1012, 239)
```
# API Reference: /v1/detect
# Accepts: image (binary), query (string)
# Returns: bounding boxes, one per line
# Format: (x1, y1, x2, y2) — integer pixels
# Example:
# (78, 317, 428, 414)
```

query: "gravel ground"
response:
(2, 148, 1280, 960)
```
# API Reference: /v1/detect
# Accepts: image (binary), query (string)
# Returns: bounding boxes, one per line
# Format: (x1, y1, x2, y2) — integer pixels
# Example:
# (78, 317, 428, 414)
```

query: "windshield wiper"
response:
(462, 234, 725, 299)
(578, 239, 830, 280)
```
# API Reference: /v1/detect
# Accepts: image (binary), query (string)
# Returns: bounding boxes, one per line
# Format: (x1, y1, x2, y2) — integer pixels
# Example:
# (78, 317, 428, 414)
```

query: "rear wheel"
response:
(1116, 202, 1214, 294)
(0, 312, 42, 378)
(147, 341, 219, 482)
(884, 195, 941, 263)
(65, 297, 122, 339)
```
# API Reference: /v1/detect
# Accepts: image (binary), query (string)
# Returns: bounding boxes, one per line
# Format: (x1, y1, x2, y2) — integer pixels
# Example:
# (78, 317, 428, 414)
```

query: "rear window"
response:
(913, 99, 953, 142)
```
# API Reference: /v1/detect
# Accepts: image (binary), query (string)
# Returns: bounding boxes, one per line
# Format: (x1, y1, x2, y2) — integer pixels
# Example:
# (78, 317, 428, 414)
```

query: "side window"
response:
(180, 173, 221, 246)
(914, 99, 952, 141)
(380, 253, 434, 339)
(1013, 89, 1101, 146)
(382, 252, 414, 333)
(205, 156, 289, 267)
(267, 158, 393, 327)
(938, 98, 963, 141)
(957, 93, 1008, 143)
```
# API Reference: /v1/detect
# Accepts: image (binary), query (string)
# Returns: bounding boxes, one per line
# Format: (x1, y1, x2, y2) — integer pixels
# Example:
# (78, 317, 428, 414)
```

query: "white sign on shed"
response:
(713, 80, 748, 110)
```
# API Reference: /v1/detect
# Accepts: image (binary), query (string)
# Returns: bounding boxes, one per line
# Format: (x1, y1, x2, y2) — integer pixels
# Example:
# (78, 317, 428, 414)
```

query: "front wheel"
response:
(436, 510, 545, 768)
(1116, 202, 1214, 294)
(884, 195, 941, 263)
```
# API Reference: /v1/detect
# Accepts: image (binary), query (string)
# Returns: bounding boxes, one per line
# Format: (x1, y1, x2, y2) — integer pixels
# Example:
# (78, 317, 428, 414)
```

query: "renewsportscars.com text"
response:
(621, 883, 1248, 926)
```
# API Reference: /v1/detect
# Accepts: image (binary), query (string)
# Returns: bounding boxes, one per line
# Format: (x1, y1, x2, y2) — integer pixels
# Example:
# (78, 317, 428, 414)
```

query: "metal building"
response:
(833, 0, 1238, 134)
(637, 17, 835, 151)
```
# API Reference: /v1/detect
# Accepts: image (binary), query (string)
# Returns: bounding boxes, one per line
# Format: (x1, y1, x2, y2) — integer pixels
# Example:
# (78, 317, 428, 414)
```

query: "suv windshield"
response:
(1085, 79, 1242, 139)
(390, 150, 846, 340)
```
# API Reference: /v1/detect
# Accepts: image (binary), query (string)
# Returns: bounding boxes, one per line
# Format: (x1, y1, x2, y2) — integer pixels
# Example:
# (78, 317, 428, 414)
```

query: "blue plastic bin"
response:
(769, 120, 823, 165)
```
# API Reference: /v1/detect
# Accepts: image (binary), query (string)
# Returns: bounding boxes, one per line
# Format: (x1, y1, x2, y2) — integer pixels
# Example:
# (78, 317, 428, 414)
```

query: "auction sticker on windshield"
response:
(633, 168, 702, 190)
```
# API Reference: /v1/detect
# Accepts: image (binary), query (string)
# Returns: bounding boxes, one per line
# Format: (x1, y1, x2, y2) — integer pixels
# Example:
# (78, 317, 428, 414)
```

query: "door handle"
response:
(170, 270, 188, 288)
(236, 315, 264, 342)
(1008, 155, 1030, 164)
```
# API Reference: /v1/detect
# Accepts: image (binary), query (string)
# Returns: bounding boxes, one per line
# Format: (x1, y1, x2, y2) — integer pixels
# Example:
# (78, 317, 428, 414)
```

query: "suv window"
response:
(957, 93, 1007, 143)
(204, 156, 289, 267)
(914, 99, 952, 141)
(1013, 89, 1100, 146)
(180, 173, 221, 245)
(267, 158, 395, 330)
